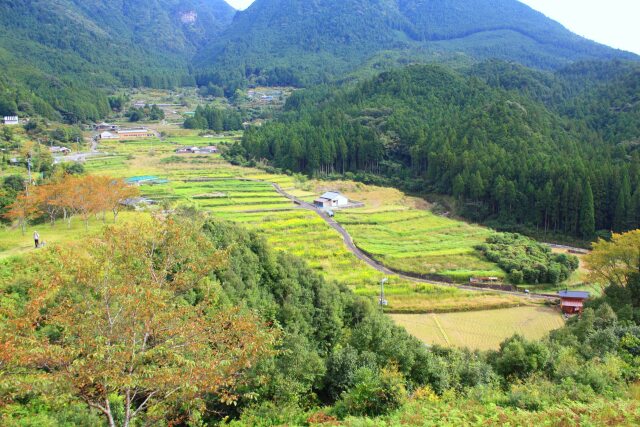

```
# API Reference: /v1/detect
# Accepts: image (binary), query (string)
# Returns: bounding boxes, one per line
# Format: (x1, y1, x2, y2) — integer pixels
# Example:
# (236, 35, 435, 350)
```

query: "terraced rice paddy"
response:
(18, 135, 530, 314)
(309, 182, 505, 282)
(391, 306, 565, 351)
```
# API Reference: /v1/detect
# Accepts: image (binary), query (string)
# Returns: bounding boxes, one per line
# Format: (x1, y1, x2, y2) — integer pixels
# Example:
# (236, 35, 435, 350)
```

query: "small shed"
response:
(558, 290, 590, 315)
(314, 192, 349, 208)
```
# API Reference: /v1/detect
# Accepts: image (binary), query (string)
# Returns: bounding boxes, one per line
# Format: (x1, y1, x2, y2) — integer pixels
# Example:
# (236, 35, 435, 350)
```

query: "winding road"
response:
(270, 183, 558, 302)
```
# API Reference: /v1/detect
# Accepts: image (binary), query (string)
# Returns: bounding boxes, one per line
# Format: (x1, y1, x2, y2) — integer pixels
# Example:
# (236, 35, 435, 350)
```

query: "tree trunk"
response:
(105, 399, 116, 427)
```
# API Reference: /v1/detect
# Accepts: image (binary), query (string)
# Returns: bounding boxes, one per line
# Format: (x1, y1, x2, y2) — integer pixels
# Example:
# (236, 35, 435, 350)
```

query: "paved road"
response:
(53, 136, 103, 164)
(271, 183, 558, 302)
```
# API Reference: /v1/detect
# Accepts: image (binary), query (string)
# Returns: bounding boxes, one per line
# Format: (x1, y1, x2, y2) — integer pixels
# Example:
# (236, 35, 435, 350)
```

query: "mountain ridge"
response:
(194, 0, 638, 87)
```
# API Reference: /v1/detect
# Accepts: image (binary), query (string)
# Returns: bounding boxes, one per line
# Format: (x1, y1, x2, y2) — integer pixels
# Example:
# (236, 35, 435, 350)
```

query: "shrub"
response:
(509, 269, 523, 284)
(477, 233, 579, 284)
(334, 366, 407, 418)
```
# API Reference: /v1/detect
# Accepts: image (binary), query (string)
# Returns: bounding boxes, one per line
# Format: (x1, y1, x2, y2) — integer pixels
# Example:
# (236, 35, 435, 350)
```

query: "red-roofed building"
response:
(558, 290, 590, 315)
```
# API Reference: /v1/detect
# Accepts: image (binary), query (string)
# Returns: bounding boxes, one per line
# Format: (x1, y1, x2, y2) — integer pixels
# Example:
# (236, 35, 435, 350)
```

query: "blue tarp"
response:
(126, 176, 168, 185)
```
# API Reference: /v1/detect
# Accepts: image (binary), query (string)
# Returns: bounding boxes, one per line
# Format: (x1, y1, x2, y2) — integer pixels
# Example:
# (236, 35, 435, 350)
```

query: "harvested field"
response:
(391, 306, 564, 351)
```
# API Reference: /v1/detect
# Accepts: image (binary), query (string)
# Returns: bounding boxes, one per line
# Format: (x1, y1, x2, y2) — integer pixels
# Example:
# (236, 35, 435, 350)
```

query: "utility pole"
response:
(26, 155, 32, 196)
(379, 277, 388, 312)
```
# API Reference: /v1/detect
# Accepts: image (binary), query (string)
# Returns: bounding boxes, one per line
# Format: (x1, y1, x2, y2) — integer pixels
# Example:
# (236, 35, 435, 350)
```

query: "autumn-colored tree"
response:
(65, 175, 103, 229)
(32, 182, 65, 225)
(1, 218, 275, 427)
(2, 192, 39, 234)
(585, 229, 640, 288)
(104, 178, 139, 222)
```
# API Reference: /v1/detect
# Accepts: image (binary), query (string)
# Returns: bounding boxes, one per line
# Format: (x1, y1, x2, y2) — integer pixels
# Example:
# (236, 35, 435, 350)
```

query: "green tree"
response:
(580, 181, 595, 239)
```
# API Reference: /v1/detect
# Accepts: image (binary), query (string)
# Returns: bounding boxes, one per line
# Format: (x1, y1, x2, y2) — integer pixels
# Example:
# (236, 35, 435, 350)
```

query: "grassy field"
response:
(2, 134, 535, 316)
(0, 212, 144, 260)
(391, 306, 565, 351)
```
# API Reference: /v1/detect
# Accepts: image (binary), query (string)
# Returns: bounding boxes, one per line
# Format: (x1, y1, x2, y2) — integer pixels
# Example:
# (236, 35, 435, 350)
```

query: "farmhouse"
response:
(49, 146, 71, 154)
(3, 116, 19, 125)
(314, 192, 349, 208)
(94, 122, 118, 132)
(100, 131, 119, 140)
(117, 128, 155, 139)
(558, 290, 590, 315)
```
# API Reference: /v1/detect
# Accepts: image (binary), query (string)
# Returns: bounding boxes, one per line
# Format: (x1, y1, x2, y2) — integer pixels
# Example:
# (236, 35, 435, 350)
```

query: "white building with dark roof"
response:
(3, 116, 19, 125)
(314, 192, 349, 208)
(100, 131, 119, 140)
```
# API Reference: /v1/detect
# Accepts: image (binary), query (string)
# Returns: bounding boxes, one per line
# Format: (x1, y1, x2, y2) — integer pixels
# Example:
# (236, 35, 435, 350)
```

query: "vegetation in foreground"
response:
(1, 218, 640, 426)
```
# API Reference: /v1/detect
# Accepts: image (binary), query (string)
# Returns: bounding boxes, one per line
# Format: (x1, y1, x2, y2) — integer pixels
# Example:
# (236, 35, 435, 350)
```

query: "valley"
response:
(2, 0, 640, 425)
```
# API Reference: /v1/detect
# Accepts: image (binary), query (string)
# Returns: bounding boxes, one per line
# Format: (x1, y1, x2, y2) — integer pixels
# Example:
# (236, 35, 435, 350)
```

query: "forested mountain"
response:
(1, 0, 637, 122)
(194, 0, 638, 88)
(0, 0, 235, 122)
(239, 61, 640, 238)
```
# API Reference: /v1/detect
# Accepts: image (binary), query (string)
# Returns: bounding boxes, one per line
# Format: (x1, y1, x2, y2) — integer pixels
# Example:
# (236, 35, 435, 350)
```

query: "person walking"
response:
(33, 231, 40, 249)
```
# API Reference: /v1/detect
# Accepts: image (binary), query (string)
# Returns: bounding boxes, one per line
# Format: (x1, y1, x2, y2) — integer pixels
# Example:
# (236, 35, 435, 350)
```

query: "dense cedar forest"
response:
(3, 217, 640, 425)
(184, 105, 244, 131)
(239, 60, 640, 238)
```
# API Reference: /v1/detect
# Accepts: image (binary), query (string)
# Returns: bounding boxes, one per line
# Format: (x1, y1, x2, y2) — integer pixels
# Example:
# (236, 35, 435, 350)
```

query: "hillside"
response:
(0, 0, 235, 121)
(194, 0, 638, 87)
(240, 61, 640, 238)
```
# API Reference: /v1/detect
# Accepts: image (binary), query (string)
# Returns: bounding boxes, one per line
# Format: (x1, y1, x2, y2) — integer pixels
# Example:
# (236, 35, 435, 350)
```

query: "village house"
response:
(3, 116, 19, 125)
(49, 146, 71, 154)
(558, 290, 590, 315)
(100, 131, 119, 140)
(314, 192, 349, 209)
(94, 122, 119, 132)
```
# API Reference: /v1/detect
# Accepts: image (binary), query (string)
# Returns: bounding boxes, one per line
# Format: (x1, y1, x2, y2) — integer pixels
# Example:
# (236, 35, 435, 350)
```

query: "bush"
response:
(334, 366, 407, 418)
(477, 233, 579, 284)
(509, 269, 523, 284)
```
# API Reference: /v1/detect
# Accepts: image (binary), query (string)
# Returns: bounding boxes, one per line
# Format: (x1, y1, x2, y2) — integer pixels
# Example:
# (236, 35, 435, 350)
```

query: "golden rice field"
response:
(391, 306, 565, 351)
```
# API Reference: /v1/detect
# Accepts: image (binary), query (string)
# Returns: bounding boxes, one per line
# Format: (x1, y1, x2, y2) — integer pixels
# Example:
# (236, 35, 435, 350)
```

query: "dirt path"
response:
(271, 183, 557, 302)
